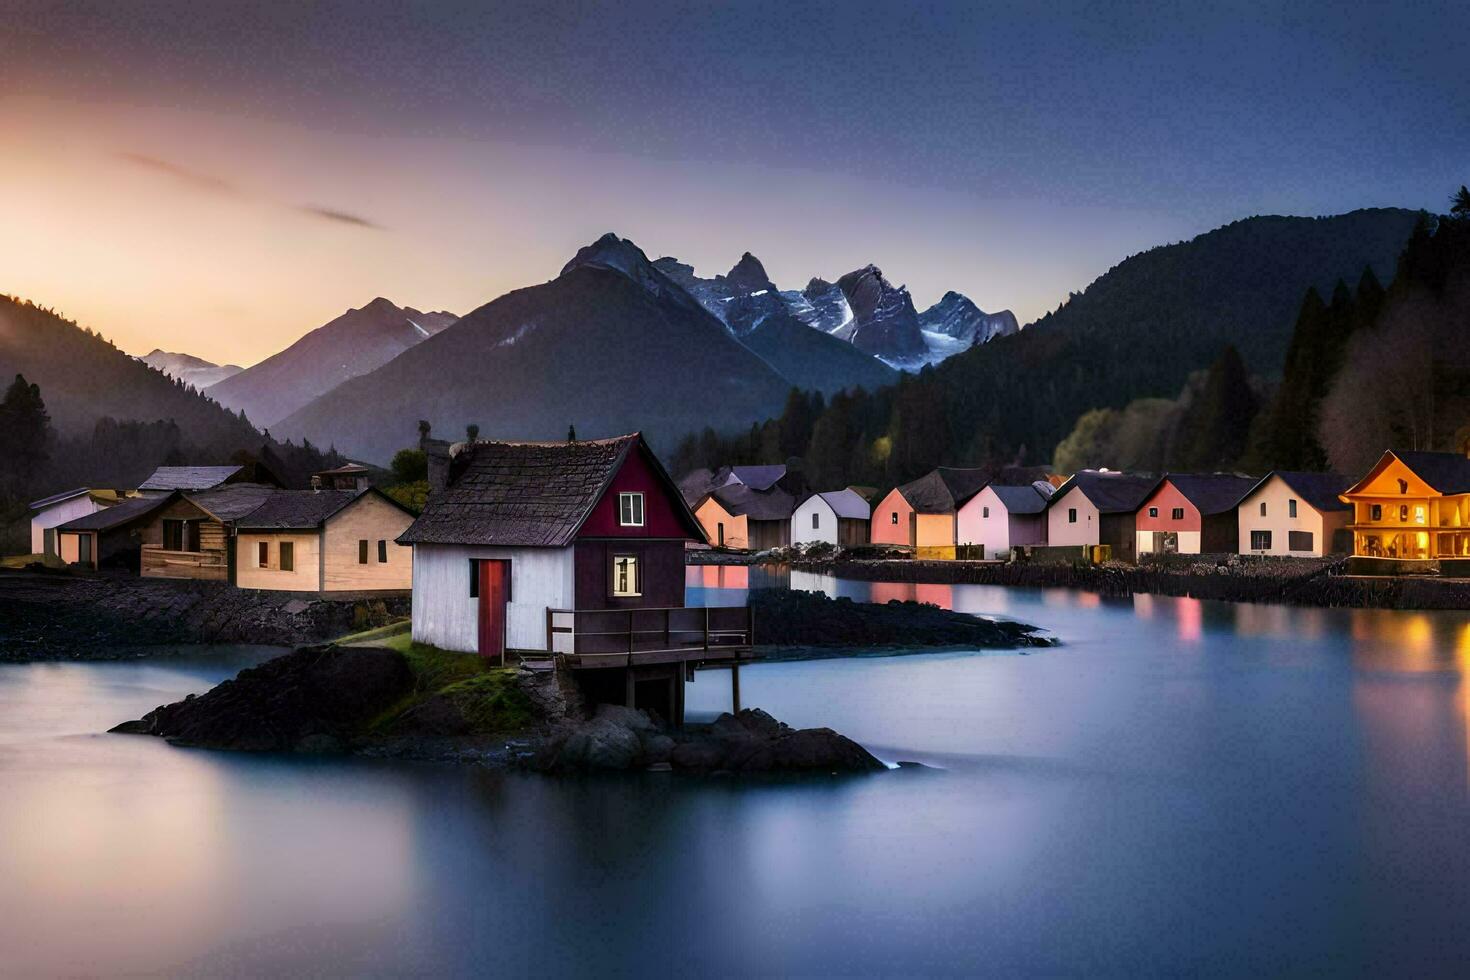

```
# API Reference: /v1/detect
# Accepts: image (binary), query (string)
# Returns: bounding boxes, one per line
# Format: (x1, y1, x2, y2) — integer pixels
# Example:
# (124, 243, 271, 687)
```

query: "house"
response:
(52, 492, 181, 570)
(956, 483, 1053, 559)
(311, 463, 372, 492)
(28, 488, 119, 558)
(792, 489, 871, 547)
(137, 483, 279, 580)
(136, 463, 282, 495)
(870, 467, 991, 557)
(678, 463, 787, 505)
(1339, 450, 1470, 573)
(1135, 474, 1258, 556)
(232, 488, 415, 592)
(1236, 471, 1352, 557)
(694, 484, 798, 551)
(1045, 470, 1158, 561)
(399, 433, 752, 723)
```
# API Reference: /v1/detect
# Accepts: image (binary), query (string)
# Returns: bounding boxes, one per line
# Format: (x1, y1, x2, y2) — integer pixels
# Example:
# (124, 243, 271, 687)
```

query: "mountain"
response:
(653, 253, 896, 394)
(273, 234, 795, 463)
(205, 298, 458, 428)
(139, 349, 243, 389)
(827, 265, 928, 365)
(918, 293, 1019, 348)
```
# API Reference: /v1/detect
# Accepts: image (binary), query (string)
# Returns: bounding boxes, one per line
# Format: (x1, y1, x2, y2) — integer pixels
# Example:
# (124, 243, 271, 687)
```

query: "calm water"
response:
(4, 576, 1470, 976)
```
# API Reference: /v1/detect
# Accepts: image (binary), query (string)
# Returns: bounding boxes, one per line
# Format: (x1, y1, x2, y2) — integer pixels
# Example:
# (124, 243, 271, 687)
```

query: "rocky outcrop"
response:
(111, 645, 415, 752)
(534, 705, 885, 774)
(918, 292, 1019, 347)
(833, 265, 927, 363)
(0, 571, 409, 661)
(747, 587, 1050, 649)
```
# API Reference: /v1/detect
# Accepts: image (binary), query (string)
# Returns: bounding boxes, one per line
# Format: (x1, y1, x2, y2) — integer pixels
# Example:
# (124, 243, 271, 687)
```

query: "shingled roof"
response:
(1243, 471, 1352, 513)
(986, 484, 1052, 515)
(233, 490, 357, 529)
(812, 488, 870, 520)
(54, 492, 179, 532)
(896, 467, 992, 513)
(399, 433, 696, 547)
(138, 465, 245, 492)
(709, 483, 797, 521)
(1159, 474, 1260, 516)
(1341, 450, 1470, 499)
(185, 483, 280, 522)
(1051, 470, 1158, 514)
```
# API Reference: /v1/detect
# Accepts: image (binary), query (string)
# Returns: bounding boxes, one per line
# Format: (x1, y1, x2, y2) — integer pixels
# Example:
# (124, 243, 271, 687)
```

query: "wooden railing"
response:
(141, 545, 229, 580)
(546, 605, 754, 666)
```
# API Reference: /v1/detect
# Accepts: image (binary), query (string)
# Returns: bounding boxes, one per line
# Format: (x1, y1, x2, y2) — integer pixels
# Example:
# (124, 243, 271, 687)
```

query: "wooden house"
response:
(693, 483, 797, 551)
(870, 467, 991, 558)
(136, 463, 282, 495)
(28, 488, 119, 558)
(1236, 471, 1352, 556)
(137, 484, 279, 580)
(1339, 450, 1470, 573)
(1045, 470, 1157, 562)
(791, 489, 871, 547)
(1135, 474, 1258, 556)
(311, 463, 372, 492)
(400, 432, 752, 724)
(233, 488, 415, 592)
(53, 492, 181, 570)
(956, 483, 1053, 559)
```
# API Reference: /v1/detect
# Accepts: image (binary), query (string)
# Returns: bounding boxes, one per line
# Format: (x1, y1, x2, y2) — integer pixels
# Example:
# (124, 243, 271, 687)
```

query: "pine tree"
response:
(1172, 346, 1258, 470)
(0, 374, 51, 492)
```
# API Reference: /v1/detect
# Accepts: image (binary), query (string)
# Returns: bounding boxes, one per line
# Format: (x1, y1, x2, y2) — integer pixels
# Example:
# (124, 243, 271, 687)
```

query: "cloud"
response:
(116, 150, 384, 231)
(297, 205, 383, 230)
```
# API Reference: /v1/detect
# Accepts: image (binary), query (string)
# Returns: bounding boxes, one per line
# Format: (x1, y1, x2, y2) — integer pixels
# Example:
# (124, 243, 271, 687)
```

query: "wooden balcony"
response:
(547, 605, 755, 669)
(141, 545, 229, 581)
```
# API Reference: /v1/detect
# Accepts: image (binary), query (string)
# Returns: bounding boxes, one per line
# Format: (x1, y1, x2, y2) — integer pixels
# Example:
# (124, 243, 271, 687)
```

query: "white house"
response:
(28, 488, 118, 557)
(792, 489, 871, 547)
(1236, 471, 1352, 556)
(956, 483, 1052, 559)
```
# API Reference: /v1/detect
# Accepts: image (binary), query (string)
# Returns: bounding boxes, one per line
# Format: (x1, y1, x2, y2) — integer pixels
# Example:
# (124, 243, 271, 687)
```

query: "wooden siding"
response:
(139, 498, 229, 580)
(578, 444, 700, 540)
(411, 543, 574, 653)
(574, 539, 685, 610)
(322, 492, 414, 592)
(235, 532, 321, 591)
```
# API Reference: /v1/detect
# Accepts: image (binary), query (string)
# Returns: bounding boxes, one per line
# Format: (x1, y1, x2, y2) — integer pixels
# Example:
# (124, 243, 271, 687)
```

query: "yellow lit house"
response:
(1339, 450, 1470, 574)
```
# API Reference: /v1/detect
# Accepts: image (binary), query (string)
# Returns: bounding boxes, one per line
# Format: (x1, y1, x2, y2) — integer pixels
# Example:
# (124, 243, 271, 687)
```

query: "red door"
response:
(477, 560, 510, 660)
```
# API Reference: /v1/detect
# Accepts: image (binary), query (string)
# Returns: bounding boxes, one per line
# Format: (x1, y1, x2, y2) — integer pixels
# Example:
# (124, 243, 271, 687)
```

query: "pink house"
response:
(1134, 474, 1258, 555)
(956, 484, 1053, 559)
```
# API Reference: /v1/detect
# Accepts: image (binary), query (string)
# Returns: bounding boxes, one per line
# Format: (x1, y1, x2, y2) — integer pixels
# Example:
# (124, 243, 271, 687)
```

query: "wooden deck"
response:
(547, 605, 754, 669)
(140, 545, 229, 581)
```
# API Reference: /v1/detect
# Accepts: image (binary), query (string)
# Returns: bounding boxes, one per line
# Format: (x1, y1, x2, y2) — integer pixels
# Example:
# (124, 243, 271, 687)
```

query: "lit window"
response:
(1171, 508, 1184, 521)
(1288, 499, 1297, 518)
(1415, 506, 1426, 525)
(1068, 508, 1077, 524)
(612, 554, 640, 597)
(618, 492, 645, 527)
(1371, 504, 1382, 522)
(1148, 507, 1158, 518)
(1400, 505, 1409, 522)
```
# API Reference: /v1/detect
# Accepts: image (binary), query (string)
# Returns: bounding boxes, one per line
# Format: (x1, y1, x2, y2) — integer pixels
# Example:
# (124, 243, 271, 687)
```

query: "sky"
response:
(1, 0, 1467, 367)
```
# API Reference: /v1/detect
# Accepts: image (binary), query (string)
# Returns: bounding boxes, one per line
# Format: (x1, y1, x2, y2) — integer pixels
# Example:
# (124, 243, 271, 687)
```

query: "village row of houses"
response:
(27, 463, 415, 592)
(678, 450, 1470, 570)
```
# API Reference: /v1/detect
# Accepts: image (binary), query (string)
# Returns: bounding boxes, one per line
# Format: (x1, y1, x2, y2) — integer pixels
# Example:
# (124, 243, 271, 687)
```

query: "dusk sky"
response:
(3, 0, 1467, 366)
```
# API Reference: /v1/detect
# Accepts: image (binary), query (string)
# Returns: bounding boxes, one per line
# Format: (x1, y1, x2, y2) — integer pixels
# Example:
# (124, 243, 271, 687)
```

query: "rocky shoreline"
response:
(756, 554, 1470, 610)
(111, 643, 886, 776)
(0, 570, 409, 662)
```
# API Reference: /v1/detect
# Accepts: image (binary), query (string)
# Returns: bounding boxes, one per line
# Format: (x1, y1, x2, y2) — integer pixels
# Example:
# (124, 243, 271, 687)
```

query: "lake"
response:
(3, 573, 1470, 975)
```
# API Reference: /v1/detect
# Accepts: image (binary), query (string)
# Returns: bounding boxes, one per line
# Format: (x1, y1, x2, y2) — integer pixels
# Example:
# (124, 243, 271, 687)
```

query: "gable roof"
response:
(54, 492, 179, 532)
(726, 465, 787, 492)
(710, 482, 798, 521)
(236, 487, 415, 530)
(1242, 471, 1352, 512)
(184, 483, 280, 522)
(1050, 470, 1157, 514)
(138, 465, 244, 492)
(810, 489, 871, 520)
(1159, 474, 1259, 515)
(399, 433, 701, 547)
(897, 467, 992, 513)
(985, 484, 1052, 515)
(1341, 450, 1470, 498)
(28, 487, 118, 510)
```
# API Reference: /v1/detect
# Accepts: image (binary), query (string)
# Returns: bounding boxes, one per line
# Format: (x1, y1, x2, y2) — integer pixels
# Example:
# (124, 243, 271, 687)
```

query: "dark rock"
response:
(747, 587, 1048, 649)
(669, 739, 730, 772)
(109, 645, 414, 752)
(553, 718, 642, 771)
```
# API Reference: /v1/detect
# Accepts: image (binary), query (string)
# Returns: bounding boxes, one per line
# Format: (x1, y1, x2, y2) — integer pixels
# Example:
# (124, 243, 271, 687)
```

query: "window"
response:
(469, 560, 478, 598)
(1251, 530, 1272, 550)
(1288, 531, 1313, 552)
(1415, 506, 1426, 525)
(358, 539, 368, 564)
(1288, 499, 1297, 519)
(716, 522, 725, 547)
(258, 541, 269, 568)
(280, 541, 294, 572)
(618, 492, 644, 527)
(1068, 508, 1077, 524)
(378, 539, 388, 563)
(1400, 505, 1409, 522)
(611, 554, 640, 597)
(1259, 501, 1267, 517)
(1148, 507, 1158, 518)
(1171, 508, 1185, 521)
(890, 512, 899, 525)
(812, 512, 820, 530)
(1398, 479, 1408, 494)
(983, 506, 990, 518)
(162, 519, 198, 552)
(1371, 504, 1382, 521)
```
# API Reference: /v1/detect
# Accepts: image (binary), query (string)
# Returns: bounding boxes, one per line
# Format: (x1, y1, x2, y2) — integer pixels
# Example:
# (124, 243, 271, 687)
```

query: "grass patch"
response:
(332, 619, 410, 645)
(434, 671, 538, 733)
(1, 553, 65, 569)
(353, 634, 534, 735)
